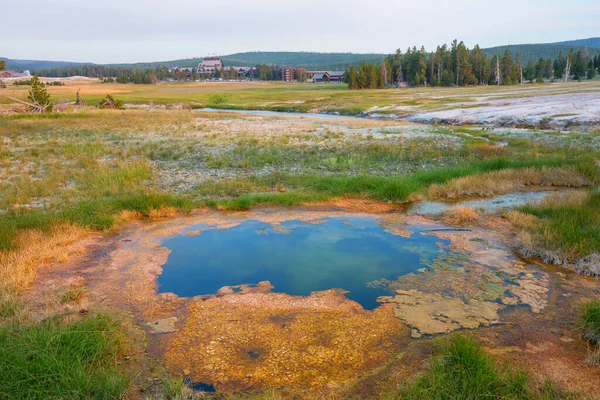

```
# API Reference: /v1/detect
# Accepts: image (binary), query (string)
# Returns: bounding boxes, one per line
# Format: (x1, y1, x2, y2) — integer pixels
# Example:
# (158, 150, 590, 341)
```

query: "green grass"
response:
(0, 313, 129, 399)
(519, 192, 600, 259)
(0, 192, 195, 251)
(582, 301, 600, 343)
(396, 335, 536, 400)
(193, 157, 587, 210)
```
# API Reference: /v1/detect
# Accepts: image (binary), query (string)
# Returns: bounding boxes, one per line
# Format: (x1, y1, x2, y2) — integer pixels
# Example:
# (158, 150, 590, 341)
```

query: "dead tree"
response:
(495, 57, 501, 86)
(75, 88, 87, 106)
(564, 57, 571, 82)
(396, 61, 404, 86)
(380, 61, 388, 87)
(0, 93, 49, 113)
(520, 66, 524, 85)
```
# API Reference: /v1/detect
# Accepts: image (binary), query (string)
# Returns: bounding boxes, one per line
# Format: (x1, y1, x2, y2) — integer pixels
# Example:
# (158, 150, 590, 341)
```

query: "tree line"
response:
(346, 40, 599, 89)
(31, 63, 292, 84)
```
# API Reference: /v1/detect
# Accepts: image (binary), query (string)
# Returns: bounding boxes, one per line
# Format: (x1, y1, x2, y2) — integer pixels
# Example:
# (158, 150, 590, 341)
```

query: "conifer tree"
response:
(588, 64, 597, 80)
(0, 60, 6, 71)
(27, 76, 51, 112)
(346, 65, 358, 89)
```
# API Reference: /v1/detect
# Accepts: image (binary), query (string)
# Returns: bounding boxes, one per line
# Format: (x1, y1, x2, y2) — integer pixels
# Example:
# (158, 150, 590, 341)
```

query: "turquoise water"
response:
(158, 217, 450, 310)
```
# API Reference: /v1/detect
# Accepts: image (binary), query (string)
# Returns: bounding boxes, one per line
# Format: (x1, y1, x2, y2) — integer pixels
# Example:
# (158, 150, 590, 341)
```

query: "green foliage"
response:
(483, 43, 600, 61)
(98, 94, 124, 110)
(588, 66, 597, 80)
(582, 301, 600, 343)
(0, 313, 129, 399)
(519, 192, 600, 259)
(208, 94, 229, 105)
(27, 76, 51, 112)
(0, 60, 6, 71)
(12, 79, 63, 87)
(397, 335, 530, 399)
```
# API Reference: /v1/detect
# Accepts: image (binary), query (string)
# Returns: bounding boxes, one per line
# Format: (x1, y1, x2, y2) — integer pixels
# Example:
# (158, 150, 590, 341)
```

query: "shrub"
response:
(208, 94, 228, 105)
(98, 94, 124, 110)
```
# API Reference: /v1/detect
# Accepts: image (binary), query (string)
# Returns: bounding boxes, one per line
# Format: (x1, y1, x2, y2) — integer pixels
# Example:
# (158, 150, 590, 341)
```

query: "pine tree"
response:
(27, 76, 51, 112)
(347, 65, 358, 89)
(588, 65, 597, 80)
(0, 60, 6, 71)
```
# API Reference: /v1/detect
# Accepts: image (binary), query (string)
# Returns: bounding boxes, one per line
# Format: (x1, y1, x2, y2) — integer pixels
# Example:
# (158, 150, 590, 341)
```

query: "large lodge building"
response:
(182, 57, 345, 82)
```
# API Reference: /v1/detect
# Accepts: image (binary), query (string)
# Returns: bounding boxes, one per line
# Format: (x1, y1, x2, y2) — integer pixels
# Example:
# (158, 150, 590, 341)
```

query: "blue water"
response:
(157, 217, 450, 310)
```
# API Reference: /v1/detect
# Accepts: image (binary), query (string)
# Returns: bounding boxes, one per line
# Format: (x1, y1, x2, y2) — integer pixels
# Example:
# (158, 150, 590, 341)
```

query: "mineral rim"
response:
(30, 204, 561, 392)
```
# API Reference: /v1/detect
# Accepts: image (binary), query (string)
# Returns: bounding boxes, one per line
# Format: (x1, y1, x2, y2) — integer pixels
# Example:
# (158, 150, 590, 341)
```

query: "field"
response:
(1, 80, 599, 399)
(3, 78, 600, 117)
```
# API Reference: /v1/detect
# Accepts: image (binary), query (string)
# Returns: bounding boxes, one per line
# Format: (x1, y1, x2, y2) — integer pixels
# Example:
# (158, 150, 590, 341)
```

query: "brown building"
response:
(281, 68, 307, 82)
(197, 57, 224, 75)
(0, 70, 27, 78)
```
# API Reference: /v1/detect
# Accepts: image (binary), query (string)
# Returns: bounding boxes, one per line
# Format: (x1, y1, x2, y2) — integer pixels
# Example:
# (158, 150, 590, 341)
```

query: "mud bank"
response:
(27, 202, 600, 396)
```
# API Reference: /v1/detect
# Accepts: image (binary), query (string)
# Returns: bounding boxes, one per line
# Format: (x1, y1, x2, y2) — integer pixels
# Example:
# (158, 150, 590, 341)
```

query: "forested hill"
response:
(0, 57, 88, 71)
(553, 38, 600, 48)
(105, 52, 386, 71)
(3, 37, 599, 72)
(220, 52, 386, 70)
(483, 38, 600, 60)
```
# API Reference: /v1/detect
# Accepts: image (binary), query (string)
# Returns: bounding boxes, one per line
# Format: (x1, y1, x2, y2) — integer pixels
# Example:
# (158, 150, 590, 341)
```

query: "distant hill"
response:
(552, 37, 600, 48)
(0, 57, 88, 71)
(221, 52, 386, 70)
(2, 37, 599, 73)
(106, 52, 386, 71)
(482, 38, 600, 60)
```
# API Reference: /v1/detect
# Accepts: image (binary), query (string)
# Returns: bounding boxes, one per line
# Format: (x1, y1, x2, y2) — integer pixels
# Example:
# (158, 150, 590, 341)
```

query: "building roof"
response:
(0, 70, 27, 78)
(199, 58, 224, 67)
(312, 73, 325, 80)
(328, 71, 345, 78)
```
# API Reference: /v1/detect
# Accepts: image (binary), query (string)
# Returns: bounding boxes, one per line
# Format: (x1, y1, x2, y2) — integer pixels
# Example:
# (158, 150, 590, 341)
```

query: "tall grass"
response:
(194, 157, 591, 210)
(582, 301, 600, 344)
(0, 313, 129, 399)
(518, 192, 600, 260)
(396, 335, 531, 399)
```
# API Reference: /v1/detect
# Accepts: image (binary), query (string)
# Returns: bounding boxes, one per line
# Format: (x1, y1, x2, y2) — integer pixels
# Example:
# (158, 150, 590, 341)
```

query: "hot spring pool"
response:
(157, 216, 451, 310)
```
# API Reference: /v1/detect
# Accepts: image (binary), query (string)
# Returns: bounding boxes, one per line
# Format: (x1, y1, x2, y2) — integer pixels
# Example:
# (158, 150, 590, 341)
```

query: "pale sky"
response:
(3, 0, 599, 63)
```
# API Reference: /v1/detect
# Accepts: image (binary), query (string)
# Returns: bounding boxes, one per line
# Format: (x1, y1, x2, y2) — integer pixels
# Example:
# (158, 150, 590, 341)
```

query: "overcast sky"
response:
(3, 0, 598, 63)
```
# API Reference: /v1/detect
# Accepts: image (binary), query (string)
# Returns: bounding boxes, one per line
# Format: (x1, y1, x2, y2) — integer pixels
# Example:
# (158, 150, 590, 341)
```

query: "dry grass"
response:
(0, 224, 89, 296)
(443, 206, 479, 226)
(149, 207, 178, 220)
(504, 210, 539, 230)
(539, 190, 592, 208)
(427, 166, 591, 199)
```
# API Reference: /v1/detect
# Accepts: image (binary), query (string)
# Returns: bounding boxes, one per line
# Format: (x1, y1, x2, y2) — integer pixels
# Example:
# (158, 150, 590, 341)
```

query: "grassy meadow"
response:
(3, 79, 600, 114)
(0, 80, 599, 398)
